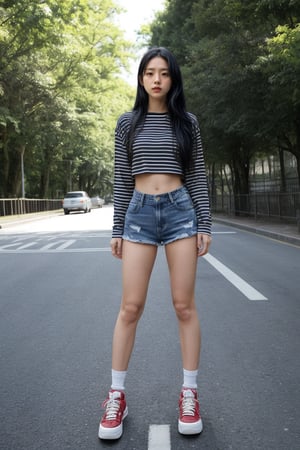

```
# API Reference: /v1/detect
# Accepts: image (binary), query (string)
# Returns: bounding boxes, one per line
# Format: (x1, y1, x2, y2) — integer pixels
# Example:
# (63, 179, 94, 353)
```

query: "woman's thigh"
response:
(121, 240, 158, 307)
(165, 236, 198, 303)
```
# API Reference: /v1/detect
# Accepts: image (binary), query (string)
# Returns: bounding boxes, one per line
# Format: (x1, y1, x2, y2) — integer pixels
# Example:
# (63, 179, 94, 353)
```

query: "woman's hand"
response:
(110, 237, 123, 259)
(197, 233, 211, 257)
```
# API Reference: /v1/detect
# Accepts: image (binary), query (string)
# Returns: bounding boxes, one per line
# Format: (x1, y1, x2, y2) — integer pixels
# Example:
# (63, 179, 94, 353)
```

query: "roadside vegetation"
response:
(149, 0, 300, 198)
(1, 0, 299, 204)
(0, 0, 135, 199)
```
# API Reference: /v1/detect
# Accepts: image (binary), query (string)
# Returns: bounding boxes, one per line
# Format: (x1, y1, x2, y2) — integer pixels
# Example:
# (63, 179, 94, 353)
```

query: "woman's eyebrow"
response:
(145, 67, 169, 71)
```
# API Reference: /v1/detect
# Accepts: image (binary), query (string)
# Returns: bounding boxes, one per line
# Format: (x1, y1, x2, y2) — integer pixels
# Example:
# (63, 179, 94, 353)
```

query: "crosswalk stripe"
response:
(17, 242, 37, 250)
(39, 240, 76, 250)
(0, 247, 110, 253)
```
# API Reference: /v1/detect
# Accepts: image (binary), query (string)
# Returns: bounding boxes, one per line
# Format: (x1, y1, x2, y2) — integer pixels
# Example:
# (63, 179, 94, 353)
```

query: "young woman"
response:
(98, 47, 211, 440)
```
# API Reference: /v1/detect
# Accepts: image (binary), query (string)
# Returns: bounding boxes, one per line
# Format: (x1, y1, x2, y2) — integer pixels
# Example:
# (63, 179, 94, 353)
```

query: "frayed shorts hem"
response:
(122, 232, 197, 247)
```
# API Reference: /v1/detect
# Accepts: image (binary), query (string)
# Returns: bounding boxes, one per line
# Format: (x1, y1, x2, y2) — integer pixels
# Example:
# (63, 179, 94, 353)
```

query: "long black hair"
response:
(127, 47, 194, 170)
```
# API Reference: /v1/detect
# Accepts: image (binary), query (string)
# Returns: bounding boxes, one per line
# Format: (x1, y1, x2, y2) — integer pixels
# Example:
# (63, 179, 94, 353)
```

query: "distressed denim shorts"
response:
(123, 186, 197, 246)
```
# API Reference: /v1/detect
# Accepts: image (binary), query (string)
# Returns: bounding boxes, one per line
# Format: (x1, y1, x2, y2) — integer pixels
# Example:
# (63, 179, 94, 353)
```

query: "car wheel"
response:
(64, 209, 69, 215)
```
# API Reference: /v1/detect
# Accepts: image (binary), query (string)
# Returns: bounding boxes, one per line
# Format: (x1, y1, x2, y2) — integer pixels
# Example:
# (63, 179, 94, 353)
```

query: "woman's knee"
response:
(173, 299, 196, 322)
(119, 301, 144, 324)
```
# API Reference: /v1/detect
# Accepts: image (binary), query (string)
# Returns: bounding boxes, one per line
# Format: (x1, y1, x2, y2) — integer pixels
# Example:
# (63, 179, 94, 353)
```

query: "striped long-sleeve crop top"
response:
(112, 111, 211, 237)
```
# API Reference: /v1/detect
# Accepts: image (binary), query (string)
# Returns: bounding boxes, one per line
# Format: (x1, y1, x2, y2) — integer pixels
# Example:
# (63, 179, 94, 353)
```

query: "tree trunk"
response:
(294, 117, 300, 189)
(210, 162, 216, 210)
(39, 167, 50, 198)
(295, 153, 300, 189)
(231, 145, 250, 216)
(10, 145, 26, 197)
(0, 127, 10, 197)
(278, 146, 286, 192)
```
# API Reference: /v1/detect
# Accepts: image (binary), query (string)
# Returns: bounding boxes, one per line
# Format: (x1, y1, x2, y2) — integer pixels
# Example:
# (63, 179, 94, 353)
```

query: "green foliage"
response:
(257, 23, 300, 181)
(148, 0, 300, 194)
(0, 0, 135, 198)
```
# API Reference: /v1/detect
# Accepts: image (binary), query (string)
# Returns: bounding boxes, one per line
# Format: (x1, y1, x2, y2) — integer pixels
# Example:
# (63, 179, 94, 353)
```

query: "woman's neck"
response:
(147, 98, 168, 113)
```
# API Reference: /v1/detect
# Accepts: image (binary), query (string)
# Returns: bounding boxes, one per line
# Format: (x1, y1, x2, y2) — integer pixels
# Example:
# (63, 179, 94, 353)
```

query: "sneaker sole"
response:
(98, 407, 128, 440)
(178, 418, 203, 435)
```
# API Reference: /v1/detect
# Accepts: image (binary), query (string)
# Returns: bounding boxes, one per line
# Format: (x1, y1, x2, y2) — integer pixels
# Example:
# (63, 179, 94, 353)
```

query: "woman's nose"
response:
(154, 73, 161, 83)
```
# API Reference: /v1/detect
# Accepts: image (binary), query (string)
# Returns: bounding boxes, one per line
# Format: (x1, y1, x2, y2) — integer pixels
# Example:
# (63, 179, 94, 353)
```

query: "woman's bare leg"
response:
(112, 240, 157, 371)
(165, 236, 200, 370)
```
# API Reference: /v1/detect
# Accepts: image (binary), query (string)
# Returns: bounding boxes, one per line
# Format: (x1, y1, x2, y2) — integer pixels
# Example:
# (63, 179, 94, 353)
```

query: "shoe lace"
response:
(103, 397, 121, 421)
(181, 391, 197, 417)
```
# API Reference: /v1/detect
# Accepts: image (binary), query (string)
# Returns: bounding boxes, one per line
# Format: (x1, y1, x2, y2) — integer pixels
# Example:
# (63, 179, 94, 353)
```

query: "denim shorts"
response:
(123, 186, 197, 246)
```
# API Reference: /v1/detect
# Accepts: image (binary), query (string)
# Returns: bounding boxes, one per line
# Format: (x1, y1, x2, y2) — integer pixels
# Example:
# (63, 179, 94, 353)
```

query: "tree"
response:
(150, 0, 195, 65)
(148, 0, 300, 205)
(257, 24, 300, 186)
(150, 1, 270, 201)
(0, 0, 135, 198)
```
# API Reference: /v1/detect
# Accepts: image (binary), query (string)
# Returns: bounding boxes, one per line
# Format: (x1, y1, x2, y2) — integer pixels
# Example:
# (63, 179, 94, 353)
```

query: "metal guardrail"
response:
(1, 193, 300, 228)
(0, 198, 62, 216)
(211, 192, 300, 224)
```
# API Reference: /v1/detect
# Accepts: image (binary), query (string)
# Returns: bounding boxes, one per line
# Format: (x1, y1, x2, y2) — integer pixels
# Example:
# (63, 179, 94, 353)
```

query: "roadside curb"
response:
(213, 217, 300, 247)
(0, 210, 62, 229)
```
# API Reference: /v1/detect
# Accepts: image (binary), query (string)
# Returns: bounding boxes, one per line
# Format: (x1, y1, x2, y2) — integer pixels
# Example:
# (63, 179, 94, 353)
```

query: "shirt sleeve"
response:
(112, 115, 135, 238)
(184, 115, 212, 235)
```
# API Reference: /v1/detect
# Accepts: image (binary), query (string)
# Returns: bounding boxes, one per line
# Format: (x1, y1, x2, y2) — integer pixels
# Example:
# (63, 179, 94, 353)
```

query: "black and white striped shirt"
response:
(112, 111, 211, 237)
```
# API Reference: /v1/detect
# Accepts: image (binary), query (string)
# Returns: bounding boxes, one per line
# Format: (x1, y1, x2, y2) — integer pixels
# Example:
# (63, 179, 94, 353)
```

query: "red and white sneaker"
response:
(178, 388, 203, 435)
(98, 390, 128, 440)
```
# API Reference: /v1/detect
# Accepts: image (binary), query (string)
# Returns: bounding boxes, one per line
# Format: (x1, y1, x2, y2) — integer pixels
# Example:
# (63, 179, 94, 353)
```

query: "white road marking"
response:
(0, 236, 267, 302)
(0, 247, 110, 253)
(0, 242, 26, 249)
(148, 425, 171, 450)
(204, 253, 268, 301)
(56, 239, 76, 250)
(39, 240, 76, 250)
(17, 242, 37, 250)
(212, 231, 236, 234)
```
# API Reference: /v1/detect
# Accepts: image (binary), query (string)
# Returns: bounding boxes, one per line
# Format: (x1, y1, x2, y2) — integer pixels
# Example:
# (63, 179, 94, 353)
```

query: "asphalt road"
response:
(0, 208, 299, 450)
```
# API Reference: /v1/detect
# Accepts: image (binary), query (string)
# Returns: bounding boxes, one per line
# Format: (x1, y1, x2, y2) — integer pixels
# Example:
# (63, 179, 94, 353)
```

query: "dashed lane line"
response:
(204, 253, 268, 301)
(148, 425, 171, 450)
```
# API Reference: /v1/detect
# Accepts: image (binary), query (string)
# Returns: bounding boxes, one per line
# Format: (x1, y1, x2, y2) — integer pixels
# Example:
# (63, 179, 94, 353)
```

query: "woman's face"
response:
(140, 56, 172, 102)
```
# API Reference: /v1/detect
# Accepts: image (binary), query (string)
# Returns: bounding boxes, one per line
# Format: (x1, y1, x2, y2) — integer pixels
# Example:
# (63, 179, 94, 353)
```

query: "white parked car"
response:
(91, 196, 105, 208)
(62, 191, 92, 215)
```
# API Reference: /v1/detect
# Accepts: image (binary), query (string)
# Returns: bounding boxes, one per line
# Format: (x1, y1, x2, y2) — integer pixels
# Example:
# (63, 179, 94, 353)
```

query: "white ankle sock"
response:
(111, 369, 127, 391)
(182, 368, 198, 389)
